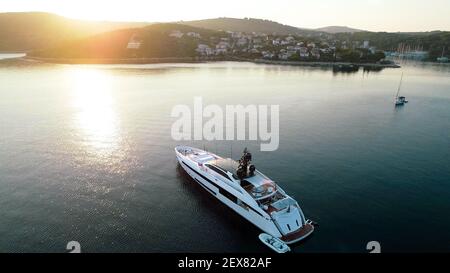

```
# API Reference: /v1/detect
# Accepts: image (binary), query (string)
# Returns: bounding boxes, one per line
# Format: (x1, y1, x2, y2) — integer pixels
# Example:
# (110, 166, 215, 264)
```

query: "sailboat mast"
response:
(396, 72, 403, 98)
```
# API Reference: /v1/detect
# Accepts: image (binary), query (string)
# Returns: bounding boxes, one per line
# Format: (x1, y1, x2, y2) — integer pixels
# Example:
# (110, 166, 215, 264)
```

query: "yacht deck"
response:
(281, 223, 314, 244)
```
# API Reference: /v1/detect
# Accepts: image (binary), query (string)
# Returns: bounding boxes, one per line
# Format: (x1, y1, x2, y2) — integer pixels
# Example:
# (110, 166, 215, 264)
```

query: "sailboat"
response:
(437, 47, 448, 63)
(395, 72, 408, 106)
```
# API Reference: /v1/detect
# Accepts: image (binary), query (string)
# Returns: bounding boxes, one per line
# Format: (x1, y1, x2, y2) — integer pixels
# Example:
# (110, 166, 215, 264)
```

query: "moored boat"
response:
(258, 233, 291, 253)
(175, 146, 315, 245)
(395, 72, 408, 106)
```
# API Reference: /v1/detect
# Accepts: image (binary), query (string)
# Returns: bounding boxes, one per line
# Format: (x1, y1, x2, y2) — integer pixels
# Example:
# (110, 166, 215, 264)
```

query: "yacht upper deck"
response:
(176, 146, 218, 164)
(177, 146, 279, 200)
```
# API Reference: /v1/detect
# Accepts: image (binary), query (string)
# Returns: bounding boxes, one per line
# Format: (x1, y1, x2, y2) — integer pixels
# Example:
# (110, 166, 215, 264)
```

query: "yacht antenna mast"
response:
(230, 142, 233, 160)
(396, 72, 404, 98)
(237, 148, 252, 178)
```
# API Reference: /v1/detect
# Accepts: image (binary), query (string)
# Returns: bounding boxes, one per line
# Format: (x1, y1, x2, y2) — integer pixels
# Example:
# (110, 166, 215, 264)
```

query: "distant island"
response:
(1, 13, 449, 65)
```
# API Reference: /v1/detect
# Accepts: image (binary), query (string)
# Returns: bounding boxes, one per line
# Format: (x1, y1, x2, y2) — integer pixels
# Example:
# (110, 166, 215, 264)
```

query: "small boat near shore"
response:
(333, 63, 359, 72)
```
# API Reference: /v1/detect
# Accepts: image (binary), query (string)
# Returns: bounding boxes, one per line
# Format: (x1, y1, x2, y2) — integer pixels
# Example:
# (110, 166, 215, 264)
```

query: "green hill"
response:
(315, 26, 364, 33)
(181, 17, 315, 35)
(0, 12, 149, 52)
(29, 23, 224, 59)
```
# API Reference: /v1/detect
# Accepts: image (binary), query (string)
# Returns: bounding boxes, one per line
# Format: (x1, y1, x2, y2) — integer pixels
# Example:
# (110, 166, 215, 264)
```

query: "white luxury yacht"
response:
(175, 146, 314, 244)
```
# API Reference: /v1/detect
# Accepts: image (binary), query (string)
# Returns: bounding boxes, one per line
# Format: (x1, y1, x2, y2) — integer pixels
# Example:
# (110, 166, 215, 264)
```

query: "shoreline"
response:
(22, 56, 403, 68)
(251, 59, 401, 68)
(23, 56, 220, 64)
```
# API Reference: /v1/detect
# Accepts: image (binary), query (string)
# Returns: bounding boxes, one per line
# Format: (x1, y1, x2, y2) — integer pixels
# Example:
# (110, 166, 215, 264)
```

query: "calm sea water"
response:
(0, 55, 449, 252)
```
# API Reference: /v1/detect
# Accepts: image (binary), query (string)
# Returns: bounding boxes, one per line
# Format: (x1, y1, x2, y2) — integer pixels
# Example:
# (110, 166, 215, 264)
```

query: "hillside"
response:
(6, 12, 448, 62)
(181, 17, 314, 35)
(0, 12, 149, 52)
(315, 26, 364, 33)
(29, 23, 225, 59)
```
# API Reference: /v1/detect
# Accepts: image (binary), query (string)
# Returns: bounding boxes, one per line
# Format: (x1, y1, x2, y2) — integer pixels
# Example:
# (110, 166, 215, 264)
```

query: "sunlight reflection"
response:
(67, 67, 121, 158)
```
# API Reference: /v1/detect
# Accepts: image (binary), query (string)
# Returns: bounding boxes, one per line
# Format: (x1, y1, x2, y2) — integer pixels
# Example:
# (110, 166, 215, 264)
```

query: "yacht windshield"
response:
(271, 197, 297, 210)
(242, 178, 277, 199)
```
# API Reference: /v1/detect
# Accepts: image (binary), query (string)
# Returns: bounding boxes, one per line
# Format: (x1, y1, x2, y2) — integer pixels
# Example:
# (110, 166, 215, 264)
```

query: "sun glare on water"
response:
(66, 67, 121, 158)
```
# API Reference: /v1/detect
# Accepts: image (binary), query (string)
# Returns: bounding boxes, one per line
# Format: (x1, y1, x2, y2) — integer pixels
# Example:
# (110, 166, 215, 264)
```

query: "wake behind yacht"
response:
(175, 146, 314, 245)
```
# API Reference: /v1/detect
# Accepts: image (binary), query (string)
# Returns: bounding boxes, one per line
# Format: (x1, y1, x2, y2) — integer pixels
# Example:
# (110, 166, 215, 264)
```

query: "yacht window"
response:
(219, 188, 237, 203)
(237, 199, 249, 211)
(206, 164, 231, 181)
(240, 180, 252, 188)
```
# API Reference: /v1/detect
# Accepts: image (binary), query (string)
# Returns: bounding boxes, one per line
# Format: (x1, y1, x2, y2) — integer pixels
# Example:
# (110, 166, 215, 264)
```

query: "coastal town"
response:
(162, 29, 389, 63)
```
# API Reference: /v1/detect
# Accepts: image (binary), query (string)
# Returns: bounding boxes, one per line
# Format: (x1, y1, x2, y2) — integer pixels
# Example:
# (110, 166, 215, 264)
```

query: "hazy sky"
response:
(1, 0, 449, 32)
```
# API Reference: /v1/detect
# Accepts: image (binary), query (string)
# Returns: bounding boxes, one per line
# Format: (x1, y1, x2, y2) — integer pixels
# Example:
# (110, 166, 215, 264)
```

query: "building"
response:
(169, 30, 184, 38)
(363, 41, 370, 49)
(252, 38, 262, 44)
(278, 49, 296, 60)
(126, 34, 141, 49)
(215, 41, 230, 54)
(320, 48, 332, 54)
(231, 31, 243, 38)
(236, 38, 248, 47)
(299, 47, 309, 58)
(262, 51, 275, 59)
(186, 32, 201, 38)
(311, 48, 321, 59)
(216, 41, 230, 49)
(196, 44, 214, 56)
